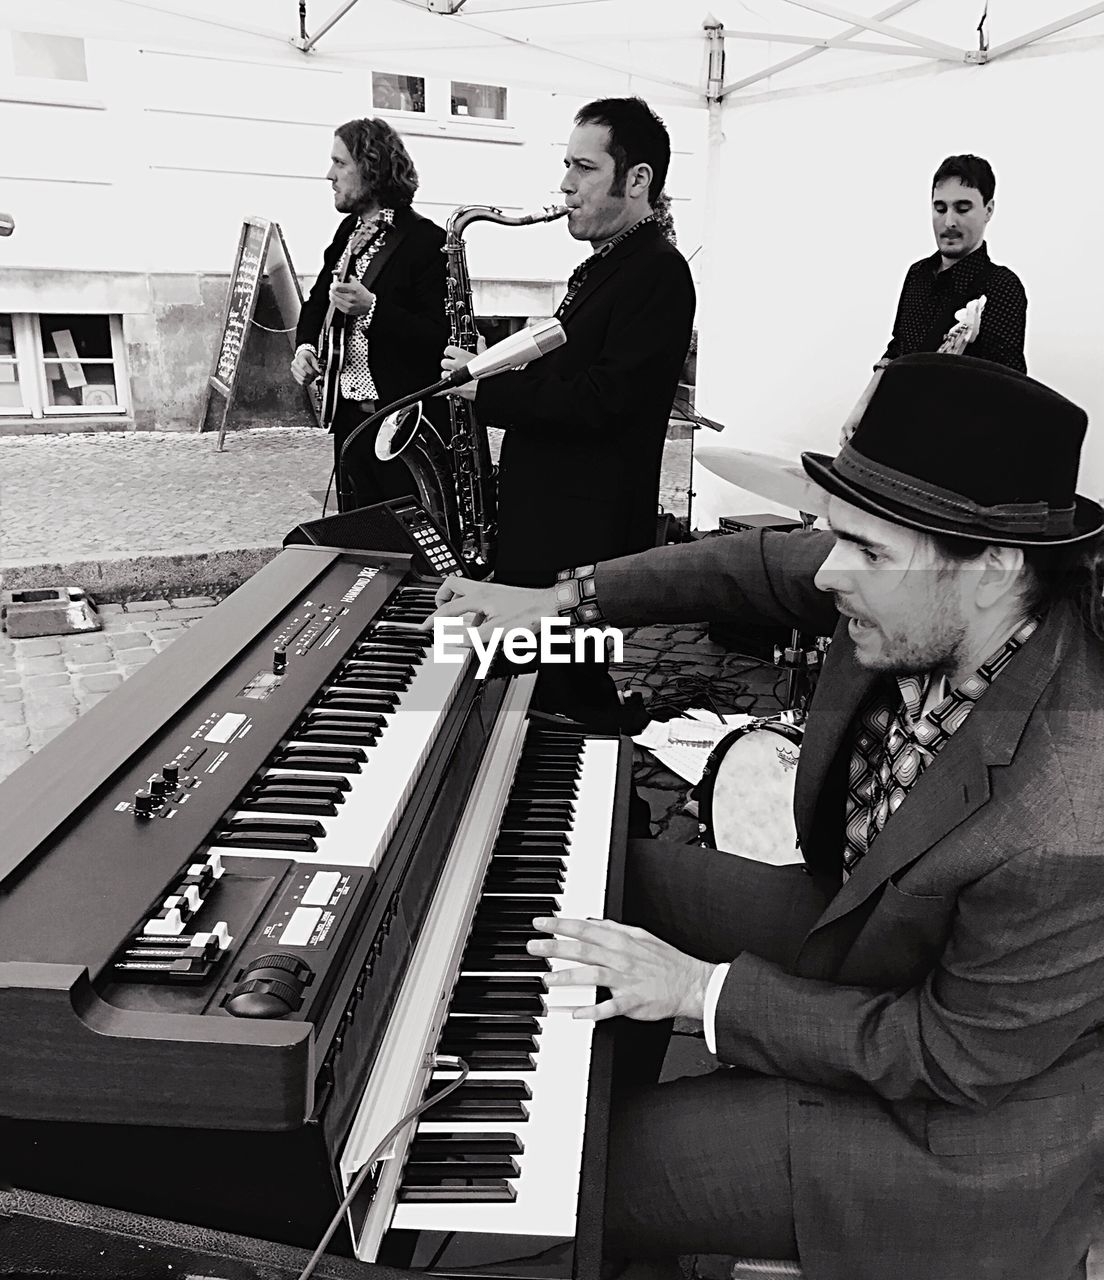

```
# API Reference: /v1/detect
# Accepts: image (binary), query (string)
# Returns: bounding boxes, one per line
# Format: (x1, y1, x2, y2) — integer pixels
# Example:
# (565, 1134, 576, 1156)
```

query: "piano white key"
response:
(209, 647, 471, 869)
(339, 674, 536, 1262)
(400, 1014, 597, 1238)
(389, 737, 620, 1237)
(459, 737, 620, 1008)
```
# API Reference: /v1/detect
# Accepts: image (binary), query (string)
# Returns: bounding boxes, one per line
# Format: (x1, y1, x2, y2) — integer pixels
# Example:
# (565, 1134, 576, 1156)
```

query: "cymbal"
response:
(696, 445, 830, 517)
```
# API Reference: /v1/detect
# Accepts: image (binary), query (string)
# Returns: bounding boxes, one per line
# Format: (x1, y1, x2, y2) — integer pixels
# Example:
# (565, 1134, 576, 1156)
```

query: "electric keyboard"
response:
(0, 543, 631, 1279)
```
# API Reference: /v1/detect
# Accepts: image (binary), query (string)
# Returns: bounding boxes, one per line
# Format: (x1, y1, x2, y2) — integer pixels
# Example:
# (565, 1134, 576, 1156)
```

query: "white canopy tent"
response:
(10, 0, 1104, 513)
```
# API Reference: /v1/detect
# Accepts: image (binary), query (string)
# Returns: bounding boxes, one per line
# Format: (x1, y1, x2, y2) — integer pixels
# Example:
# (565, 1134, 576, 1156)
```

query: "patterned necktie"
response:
(843, 615, 1041, 871)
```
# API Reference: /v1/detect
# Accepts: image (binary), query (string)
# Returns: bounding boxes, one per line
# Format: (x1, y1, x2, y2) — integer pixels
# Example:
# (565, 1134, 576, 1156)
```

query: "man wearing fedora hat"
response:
(432, 353, 1104, 1280)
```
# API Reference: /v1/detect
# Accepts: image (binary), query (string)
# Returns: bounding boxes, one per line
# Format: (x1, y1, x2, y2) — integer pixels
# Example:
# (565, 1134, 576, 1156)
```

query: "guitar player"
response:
(879, 152, 1028, 371)
(291, 117, 449, 511)
(840, 153, 1028, 445)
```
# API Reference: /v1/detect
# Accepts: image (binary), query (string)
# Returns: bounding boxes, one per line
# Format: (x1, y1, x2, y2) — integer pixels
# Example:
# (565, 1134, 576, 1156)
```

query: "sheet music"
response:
(633, 708, 755, 784)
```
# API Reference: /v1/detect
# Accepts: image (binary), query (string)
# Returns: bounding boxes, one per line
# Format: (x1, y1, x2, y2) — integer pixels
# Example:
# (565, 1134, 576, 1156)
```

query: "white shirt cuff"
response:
(355, 295, 379, 333)
(702, 961, 731, 1055)
(295, 342, 317, 357)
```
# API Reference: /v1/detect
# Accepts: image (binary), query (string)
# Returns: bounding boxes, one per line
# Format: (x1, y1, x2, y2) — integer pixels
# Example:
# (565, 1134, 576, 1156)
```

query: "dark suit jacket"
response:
(476, 221, 695, 584)
(295, 206, 449, 412)
(597, 531, 1104, 1280)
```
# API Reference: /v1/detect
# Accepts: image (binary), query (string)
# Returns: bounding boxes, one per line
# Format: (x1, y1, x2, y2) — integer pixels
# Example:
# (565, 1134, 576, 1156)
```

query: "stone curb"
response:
(0, 545, 283, 604)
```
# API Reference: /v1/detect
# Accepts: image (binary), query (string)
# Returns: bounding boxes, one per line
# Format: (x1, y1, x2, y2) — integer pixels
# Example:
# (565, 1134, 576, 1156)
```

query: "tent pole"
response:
(689, 16, 727, 534)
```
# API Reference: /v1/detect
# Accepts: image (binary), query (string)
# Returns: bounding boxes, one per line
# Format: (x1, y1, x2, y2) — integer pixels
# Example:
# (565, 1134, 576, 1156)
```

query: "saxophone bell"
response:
(374, 402, 423, 462)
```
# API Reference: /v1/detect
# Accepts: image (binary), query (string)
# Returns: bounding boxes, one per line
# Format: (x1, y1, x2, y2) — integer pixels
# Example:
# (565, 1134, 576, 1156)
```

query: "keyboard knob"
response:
(133, 788, 156, 819)
(149, 774, 169, 800)
(244, 953, 314, 985)
(162, 762, 180, 788)
(224, 977, 301, 1018)
(273, 647, 287, 675)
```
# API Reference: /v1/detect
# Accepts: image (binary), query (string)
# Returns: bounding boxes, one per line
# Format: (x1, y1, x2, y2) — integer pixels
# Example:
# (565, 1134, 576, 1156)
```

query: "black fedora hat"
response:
(802, 353, 1104, 546)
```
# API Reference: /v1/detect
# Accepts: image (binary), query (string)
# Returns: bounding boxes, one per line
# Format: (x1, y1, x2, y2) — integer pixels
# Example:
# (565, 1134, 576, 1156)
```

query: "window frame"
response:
(0, 313, 129, 418)
(371, 70, 427, 116)
(449, 79, 508, 122)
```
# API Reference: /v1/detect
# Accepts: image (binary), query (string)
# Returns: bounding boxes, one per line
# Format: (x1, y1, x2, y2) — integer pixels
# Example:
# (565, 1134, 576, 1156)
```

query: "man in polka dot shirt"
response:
(879, 153, 1027, 373)
(292, 118, 449, 510)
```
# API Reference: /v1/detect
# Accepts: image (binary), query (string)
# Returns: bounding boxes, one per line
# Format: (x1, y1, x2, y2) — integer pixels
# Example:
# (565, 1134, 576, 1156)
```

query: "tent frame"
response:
(303, 0, 1104, 101)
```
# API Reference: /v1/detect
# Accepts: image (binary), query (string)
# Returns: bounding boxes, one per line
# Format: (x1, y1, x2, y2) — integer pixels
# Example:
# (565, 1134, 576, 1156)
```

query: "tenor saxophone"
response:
(377, 202, 568, 575)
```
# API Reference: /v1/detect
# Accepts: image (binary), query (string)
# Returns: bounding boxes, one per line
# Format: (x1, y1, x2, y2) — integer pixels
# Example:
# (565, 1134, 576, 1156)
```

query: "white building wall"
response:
(0, 29, 705, 312)
(694, 37, 1104, 527)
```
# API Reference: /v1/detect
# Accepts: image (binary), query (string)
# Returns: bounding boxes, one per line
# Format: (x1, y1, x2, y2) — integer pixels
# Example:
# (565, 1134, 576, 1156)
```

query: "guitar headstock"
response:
(938, 295, 987, 356)
(331, 223, 374, 282)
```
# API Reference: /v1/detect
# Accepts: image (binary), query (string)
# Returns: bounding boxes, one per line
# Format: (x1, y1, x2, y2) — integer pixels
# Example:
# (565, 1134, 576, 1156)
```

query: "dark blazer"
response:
(476, 221, 695, 584)
(597, 530, 1104, 1280)
(295, 206, 449, 412)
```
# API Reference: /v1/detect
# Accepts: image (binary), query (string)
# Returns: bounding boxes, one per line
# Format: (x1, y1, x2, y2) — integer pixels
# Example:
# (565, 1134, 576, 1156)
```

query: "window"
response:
(0, 314, 128, 418)
(372, 72, 425, 114)
(451, 81, 507, 120)
(0, 316, 23, 413)
(40, 315, 122, 410)
(12, 31, 88, 81)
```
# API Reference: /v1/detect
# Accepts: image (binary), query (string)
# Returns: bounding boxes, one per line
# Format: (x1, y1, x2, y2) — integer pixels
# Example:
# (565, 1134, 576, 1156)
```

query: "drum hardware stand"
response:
(669, 391, 725, 538)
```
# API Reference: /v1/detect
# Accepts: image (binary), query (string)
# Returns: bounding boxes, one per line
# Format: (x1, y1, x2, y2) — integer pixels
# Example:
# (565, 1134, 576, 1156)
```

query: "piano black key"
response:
(461, 952, 550, 974)
(507, 778, 578, 798)
(452, 976, 547, 1000)
(240, 792, 338, 816)
(502, 799, 576, 817)
(493, 841, 570, 859)
(276, 743, 366, 766)
(439, 1028, 539, 1051)
(339, 667, 413, 683)
(409, 1133, 525, 1158)
(444, 1015, 542, 1037)
(474, 896, 561, 917)
(469, 921, 541, 941)
(297, 728, 382, 746)
(422, 1079, 531, 1123)
(398, 1181, 517, 1203)
(356, 633, 428, 650)
(490, 853, 567, 871)
(403, 1157, 521, 1181)
(221, 815, 325, 835)
(449, 984, 546, 1016)
(483, 877, 565, 894)
(261, 771, 351, 791)
(307, 707, 388, 725)
(218, 832, 316, 852)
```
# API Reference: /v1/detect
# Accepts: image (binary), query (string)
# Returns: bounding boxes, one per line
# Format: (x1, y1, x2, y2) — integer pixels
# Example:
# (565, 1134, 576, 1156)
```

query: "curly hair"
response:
(334, 117, 419, 208)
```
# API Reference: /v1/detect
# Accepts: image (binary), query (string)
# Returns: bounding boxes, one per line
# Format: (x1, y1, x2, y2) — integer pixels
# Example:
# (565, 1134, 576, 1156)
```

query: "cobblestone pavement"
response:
(0, 428, 691, 565)
(0, 596, 220, 782)
(0, 428, 333, 563)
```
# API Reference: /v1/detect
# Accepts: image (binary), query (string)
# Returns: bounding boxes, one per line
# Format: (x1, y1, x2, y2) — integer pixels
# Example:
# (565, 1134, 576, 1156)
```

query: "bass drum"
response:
(695, 718, 804, 865)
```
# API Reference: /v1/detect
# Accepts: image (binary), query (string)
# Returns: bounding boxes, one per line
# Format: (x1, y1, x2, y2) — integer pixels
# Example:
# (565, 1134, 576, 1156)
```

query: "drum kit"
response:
(687, 444, 829, 865)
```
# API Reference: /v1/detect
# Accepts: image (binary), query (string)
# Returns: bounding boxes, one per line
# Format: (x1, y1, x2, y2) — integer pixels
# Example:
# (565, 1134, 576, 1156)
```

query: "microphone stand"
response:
(335, 376, 453, 512)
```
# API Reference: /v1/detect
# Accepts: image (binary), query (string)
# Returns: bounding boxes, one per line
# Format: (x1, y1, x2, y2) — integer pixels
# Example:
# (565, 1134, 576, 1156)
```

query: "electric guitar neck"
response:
(315, 221, 373, 430)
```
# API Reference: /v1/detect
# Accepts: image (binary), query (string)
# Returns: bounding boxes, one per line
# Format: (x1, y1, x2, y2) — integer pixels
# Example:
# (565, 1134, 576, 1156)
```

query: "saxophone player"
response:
(291, 117, 450, 511)
(442, 96, 696, 729)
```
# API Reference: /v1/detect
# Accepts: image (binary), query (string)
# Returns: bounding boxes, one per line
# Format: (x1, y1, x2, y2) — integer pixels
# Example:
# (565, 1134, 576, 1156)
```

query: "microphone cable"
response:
(294, 1055, 471, 1280)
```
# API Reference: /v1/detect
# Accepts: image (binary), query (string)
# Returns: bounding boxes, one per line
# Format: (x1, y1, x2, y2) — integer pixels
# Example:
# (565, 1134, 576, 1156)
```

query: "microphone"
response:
(0, 213, 14, 237)
(444, 317, 565, 386)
